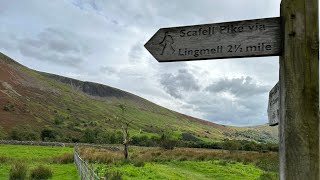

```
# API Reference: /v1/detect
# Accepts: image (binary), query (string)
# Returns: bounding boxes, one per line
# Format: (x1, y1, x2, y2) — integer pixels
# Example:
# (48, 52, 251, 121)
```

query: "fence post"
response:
(91, 163, 94, 180)
(73, 147, 100, 180)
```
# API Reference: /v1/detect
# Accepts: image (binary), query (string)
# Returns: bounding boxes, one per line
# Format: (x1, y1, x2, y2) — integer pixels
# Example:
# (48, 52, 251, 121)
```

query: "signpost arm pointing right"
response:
(279, 0, 319, 179)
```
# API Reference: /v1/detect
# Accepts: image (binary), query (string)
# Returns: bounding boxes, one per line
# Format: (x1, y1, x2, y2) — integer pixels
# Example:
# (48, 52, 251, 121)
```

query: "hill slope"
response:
(0, 52, 278, 143)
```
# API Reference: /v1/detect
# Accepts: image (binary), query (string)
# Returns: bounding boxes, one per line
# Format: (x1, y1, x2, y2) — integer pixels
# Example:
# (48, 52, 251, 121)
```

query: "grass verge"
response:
(0, 144, 78, 180)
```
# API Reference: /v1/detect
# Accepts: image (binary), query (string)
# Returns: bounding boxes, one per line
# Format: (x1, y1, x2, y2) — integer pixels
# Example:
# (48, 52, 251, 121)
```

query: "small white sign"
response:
(268, 82, 280, 126)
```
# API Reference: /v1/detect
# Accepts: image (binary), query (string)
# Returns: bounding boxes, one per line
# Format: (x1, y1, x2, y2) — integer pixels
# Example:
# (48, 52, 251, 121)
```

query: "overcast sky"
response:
(0, 0, 282, 126)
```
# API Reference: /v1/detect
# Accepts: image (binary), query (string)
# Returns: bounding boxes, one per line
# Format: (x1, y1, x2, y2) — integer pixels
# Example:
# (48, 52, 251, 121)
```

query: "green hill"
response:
(0, 52, 278, 144)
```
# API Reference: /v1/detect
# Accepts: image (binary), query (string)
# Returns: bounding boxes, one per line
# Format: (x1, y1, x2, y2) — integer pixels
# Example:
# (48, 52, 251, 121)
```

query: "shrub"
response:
(10, 125, 40, 141)
(82, 128, 97, 143)
(222, 139, 242, 150)
(95, 130, 113, 144)
(176, 139, 278, 152)
(105, 170, 123, 180)
(180, 132, 201, 142)
(255, 158, 278, 172)
(0, 156, 10, 163)
(89, 121, 97, 126)
(3, 103, 14, 111)
(195, 154, 207, 161)
(54, 115, 65, 125)
(30, 165, 53, 180)
(9, 163, 27, 180)
(131, 135, 159, 147)
(133, 160, 145, 167)
(0, 126, 7, 139)
(259, 172, 278, 180)
(41, 129, 57, 141)
(159, 130, 176, 150)
(160, 139, 176, 150)
(178, 157, 188, 161)
(218, 160, 228, 166)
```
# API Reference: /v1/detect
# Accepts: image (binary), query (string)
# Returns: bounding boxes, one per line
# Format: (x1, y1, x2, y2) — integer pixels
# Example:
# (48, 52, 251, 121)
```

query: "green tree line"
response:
(0, 125, 278, 152)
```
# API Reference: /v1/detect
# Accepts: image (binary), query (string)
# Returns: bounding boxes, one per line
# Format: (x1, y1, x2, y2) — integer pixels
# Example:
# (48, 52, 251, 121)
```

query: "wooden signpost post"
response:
(145, 0, 319, 179)
(279, 0, 319, 179)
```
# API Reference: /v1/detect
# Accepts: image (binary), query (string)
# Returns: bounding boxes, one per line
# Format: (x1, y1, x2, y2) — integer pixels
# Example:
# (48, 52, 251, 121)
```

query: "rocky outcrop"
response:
(40, 72, 138, 99)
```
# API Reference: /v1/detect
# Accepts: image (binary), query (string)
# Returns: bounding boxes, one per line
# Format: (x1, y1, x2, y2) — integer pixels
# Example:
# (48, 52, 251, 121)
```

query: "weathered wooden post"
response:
(279, 0, 319, 179)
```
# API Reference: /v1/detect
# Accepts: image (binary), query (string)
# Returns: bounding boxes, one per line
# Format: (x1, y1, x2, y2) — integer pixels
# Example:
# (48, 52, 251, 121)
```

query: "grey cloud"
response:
(70, 0, 121, 27)
(100, 66, 117, 74)
(111, 20, 119, 25)
(76, 0, 280, 33)
(157, 61, 188, 75)
(0, 38, 16, 51)
(0, 1, 12, 15)
(37, 28, 81, 53)
(21, 39, 42, 48)
(128, 42, 143, 63)
(71, 0, 100, 12)
(205, 76, 269, 98)
(160, 69, 200, 99)
(186, 92, 268, 126)
(182, 76, 270, 125)
(88, 0, 99, 11)
(17, 28, 86, 67)
(19, 44, 83, 67)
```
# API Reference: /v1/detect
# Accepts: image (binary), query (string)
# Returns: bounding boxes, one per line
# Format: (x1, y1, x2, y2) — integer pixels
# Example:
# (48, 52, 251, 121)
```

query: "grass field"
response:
(0, 144, 279, 180)
(99, 161, 263, 180)
(78, 146, 279, 180)
(0, 144, 78, 180)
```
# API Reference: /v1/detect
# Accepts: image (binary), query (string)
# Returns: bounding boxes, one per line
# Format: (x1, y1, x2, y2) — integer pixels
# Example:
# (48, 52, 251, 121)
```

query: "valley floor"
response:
(0, 144, 279, 180)
(99, 160, 263, 180)
(79, 146, 279, 180)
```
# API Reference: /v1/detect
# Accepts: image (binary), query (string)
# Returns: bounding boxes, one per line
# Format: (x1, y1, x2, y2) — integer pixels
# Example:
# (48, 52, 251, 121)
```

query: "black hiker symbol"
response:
(159, 32, 175, 55)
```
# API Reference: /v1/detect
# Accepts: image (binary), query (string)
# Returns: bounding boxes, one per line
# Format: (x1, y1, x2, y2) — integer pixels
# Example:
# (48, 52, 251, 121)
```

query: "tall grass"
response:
(30, 165, 53, 180)
(131, 147, 278, 165)
(51, 153, 74, 164)
(9, 162, 28, 180)
(0, 156, 11, 163)
(77, 146, 123, 163)
(78, 146, 279, 176)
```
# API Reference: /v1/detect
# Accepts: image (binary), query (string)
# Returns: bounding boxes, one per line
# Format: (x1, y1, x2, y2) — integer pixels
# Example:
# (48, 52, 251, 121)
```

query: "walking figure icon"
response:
(159, 32, 175, 55)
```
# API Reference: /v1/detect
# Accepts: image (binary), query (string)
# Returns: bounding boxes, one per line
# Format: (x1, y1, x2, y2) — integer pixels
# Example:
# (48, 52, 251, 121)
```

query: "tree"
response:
(41, 129, 57, 141)
(121, 122, 131, 160)
(82, 128, 96, 143)
(0, 126, 7, 139)
(10, 125, 40, 141)
(159, 130, 176, 150)
(117, 104, 140, 160)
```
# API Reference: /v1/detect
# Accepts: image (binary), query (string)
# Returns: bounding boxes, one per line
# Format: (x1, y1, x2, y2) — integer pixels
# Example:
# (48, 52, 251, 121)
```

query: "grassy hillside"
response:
(0, 52, 278, 144)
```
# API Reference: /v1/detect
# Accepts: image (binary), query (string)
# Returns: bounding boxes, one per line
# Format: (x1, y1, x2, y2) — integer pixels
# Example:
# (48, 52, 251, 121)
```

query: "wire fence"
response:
(73, 147, 100, 180)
